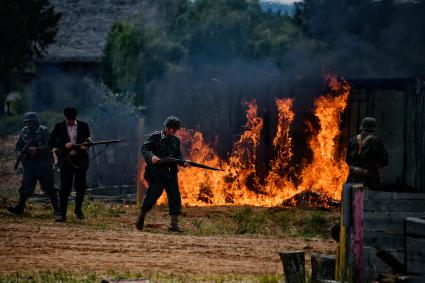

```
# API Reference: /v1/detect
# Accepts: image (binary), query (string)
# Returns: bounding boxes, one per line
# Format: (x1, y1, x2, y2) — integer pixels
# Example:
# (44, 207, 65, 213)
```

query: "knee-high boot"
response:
(135, 209, 147, 231)
(169, 214, 182, 233)
(7, 193, 28, 215)
(47, 190, 61, 220)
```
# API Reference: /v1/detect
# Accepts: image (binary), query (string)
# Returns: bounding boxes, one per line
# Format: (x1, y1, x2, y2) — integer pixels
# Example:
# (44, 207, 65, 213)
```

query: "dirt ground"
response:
(0, 135, 21, 193)
(0, 135, 337, 280)
(0, 220, 335, 277)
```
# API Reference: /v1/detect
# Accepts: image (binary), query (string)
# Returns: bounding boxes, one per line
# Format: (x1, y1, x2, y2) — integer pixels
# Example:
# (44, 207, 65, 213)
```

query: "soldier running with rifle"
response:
(136, 116, 222, 232)
(7, 112, 61, 221)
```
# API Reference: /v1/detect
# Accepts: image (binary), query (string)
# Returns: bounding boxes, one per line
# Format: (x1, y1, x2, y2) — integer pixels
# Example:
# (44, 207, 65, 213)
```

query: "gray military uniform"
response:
(8, 113, 60, 217)
(346, 123, 389, 191)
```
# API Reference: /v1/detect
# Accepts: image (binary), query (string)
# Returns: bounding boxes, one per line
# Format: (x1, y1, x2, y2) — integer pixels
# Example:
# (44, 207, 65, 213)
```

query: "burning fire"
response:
(143, 76, 350, 206)
(298, 76, 350, 199)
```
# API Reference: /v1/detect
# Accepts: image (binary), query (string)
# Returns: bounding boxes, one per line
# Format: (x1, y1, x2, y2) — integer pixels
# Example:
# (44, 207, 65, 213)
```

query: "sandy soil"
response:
(0, 221, 336, 277)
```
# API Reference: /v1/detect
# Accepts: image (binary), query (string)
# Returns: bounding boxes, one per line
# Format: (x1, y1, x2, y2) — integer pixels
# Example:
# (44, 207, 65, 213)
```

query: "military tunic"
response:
(141, 131, 184, 215)
(346, 133, 389, 190)
(16, 125, 55, 196)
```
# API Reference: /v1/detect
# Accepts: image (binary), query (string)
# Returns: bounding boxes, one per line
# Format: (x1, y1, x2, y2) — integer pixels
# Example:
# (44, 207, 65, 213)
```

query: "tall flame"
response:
(141, 76, 350, 206)
(262, 98, 298, 204)
(298, 76, 350, 199)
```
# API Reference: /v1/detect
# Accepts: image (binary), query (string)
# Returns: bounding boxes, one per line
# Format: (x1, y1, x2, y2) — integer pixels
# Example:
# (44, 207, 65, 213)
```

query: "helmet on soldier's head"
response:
(163, 116, 181, 130)
(23, 112, 40, 131)
(360, 117, 377, 133)
(24, 112, 40, 123)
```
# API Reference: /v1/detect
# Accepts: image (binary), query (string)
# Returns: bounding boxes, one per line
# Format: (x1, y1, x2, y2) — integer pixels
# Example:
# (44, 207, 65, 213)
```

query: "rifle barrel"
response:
(158, 157, 223, 171)
(75, 139, 126, 146)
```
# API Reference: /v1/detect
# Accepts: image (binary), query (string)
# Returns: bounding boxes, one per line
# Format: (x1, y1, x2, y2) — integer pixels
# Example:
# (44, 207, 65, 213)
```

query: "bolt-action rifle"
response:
(158, 157, 224, 171)
(14, 137, 34, 170)
(73, 139, 127, 148)
(52, 139, 126, 168)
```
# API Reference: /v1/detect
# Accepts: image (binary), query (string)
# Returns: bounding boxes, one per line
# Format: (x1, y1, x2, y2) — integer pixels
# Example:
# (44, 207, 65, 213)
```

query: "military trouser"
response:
(59, 163, 87, 218)
(141, 175, 181, 215)
(17, 162, 59, 213)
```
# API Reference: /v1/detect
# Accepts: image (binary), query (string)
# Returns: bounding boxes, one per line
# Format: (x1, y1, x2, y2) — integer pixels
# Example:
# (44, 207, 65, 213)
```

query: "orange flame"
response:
(298, 76, 350, 199)
(140, 76, 350, 206)
(262, 98, 298, 204)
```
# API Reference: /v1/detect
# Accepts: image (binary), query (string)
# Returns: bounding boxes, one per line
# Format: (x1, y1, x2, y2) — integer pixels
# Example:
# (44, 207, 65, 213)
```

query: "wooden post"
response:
(311, 254, 336, 282)
(279, 251, 305, 283)
(136, 118, 144, 207)
(336, 183, 355, 280)
(352, 185, 365, 283)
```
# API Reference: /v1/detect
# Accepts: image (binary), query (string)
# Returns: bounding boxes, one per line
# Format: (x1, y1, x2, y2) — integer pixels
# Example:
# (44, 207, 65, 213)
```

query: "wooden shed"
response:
(337, 183, 425, 282)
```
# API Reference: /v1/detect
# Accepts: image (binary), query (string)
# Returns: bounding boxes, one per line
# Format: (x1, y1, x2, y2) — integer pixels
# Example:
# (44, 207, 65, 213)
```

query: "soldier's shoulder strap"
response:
(356, 134, 376, 154)
(39, 125, 49, 132)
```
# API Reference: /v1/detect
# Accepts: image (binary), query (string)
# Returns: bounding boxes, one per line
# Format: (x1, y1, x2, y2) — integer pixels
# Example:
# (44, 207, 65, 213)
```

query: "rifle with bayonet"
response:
(14, 137, 34, 170)
(158, 157, 224, 171)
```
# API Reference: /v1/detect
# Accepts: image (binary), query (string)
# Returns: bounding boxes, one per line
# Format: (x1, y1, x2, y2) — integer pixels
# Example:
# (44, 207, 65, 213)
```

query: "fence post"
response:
(279, 251, 305, 283)
(136, 118, 144, 207)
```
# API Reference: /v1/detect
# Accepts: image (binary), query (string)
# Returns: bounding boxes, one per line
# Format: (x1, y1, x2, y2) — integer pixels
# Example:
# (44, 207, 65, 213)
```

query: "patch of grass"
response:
(300, 211, 328, 237)
(84, 201, 126, 218)
(0, 188, 338, 238)
(191, 218, 220, 236)
(0, 271, 100, 283)
(233, 207, 266, 234)
(0, 270, 284, 283)
(259, 274, 282, 283)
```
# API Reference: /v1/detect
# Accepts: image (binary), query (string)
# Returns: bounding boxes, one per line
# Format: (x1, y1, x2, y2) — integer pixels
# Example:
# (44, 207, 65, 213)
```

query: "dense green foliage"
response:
(103, 0, 425, 109)
(102, 0, 301, 106)
(0, 0, 61, 117)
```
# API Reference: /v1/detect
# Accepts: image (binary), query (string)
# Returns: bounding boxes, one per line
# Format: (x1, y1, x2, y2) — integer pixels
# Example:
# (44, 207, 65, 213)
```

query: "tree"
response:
(101, 0, 300, 105)
(0, 0, 61, 117)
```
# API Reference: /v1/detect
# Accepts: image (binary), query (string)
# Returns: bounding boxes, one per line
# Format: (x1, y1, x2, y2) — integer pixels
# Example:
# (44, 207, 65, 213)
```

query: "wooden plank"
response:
(364, 191, 425, 201)
(406, 237, 425, 262)
(405, 217, 425, 237)
(363, 231, 405, 251)
(336, 184, 355, 281)
(311, 255, 336, 282)
(352, 188, 365, 280)
(406, 259, 425, 275)
(364, 200, 425, 212)
(376, 249, 404, 273)
(363, 247, 397, 276)
(363, 212, 425, 233)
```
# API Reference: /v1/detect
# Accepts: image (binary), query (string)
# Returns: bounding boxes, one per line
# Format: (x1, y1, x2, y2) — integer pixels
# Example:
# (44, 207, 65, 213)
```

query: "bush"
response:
(0, 115, 22, 136)
(0, 111, 64, 137)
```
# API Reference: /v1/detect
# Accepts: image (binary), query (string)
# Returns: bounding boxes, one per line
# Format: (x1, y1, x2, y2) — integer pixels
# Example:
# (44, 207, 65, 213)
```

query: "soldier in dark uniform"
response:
(346, 117, 389, 190)
(6, 112, 61, 220)
(49, 107, 91, 222)
(136, 116, 189, 232)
